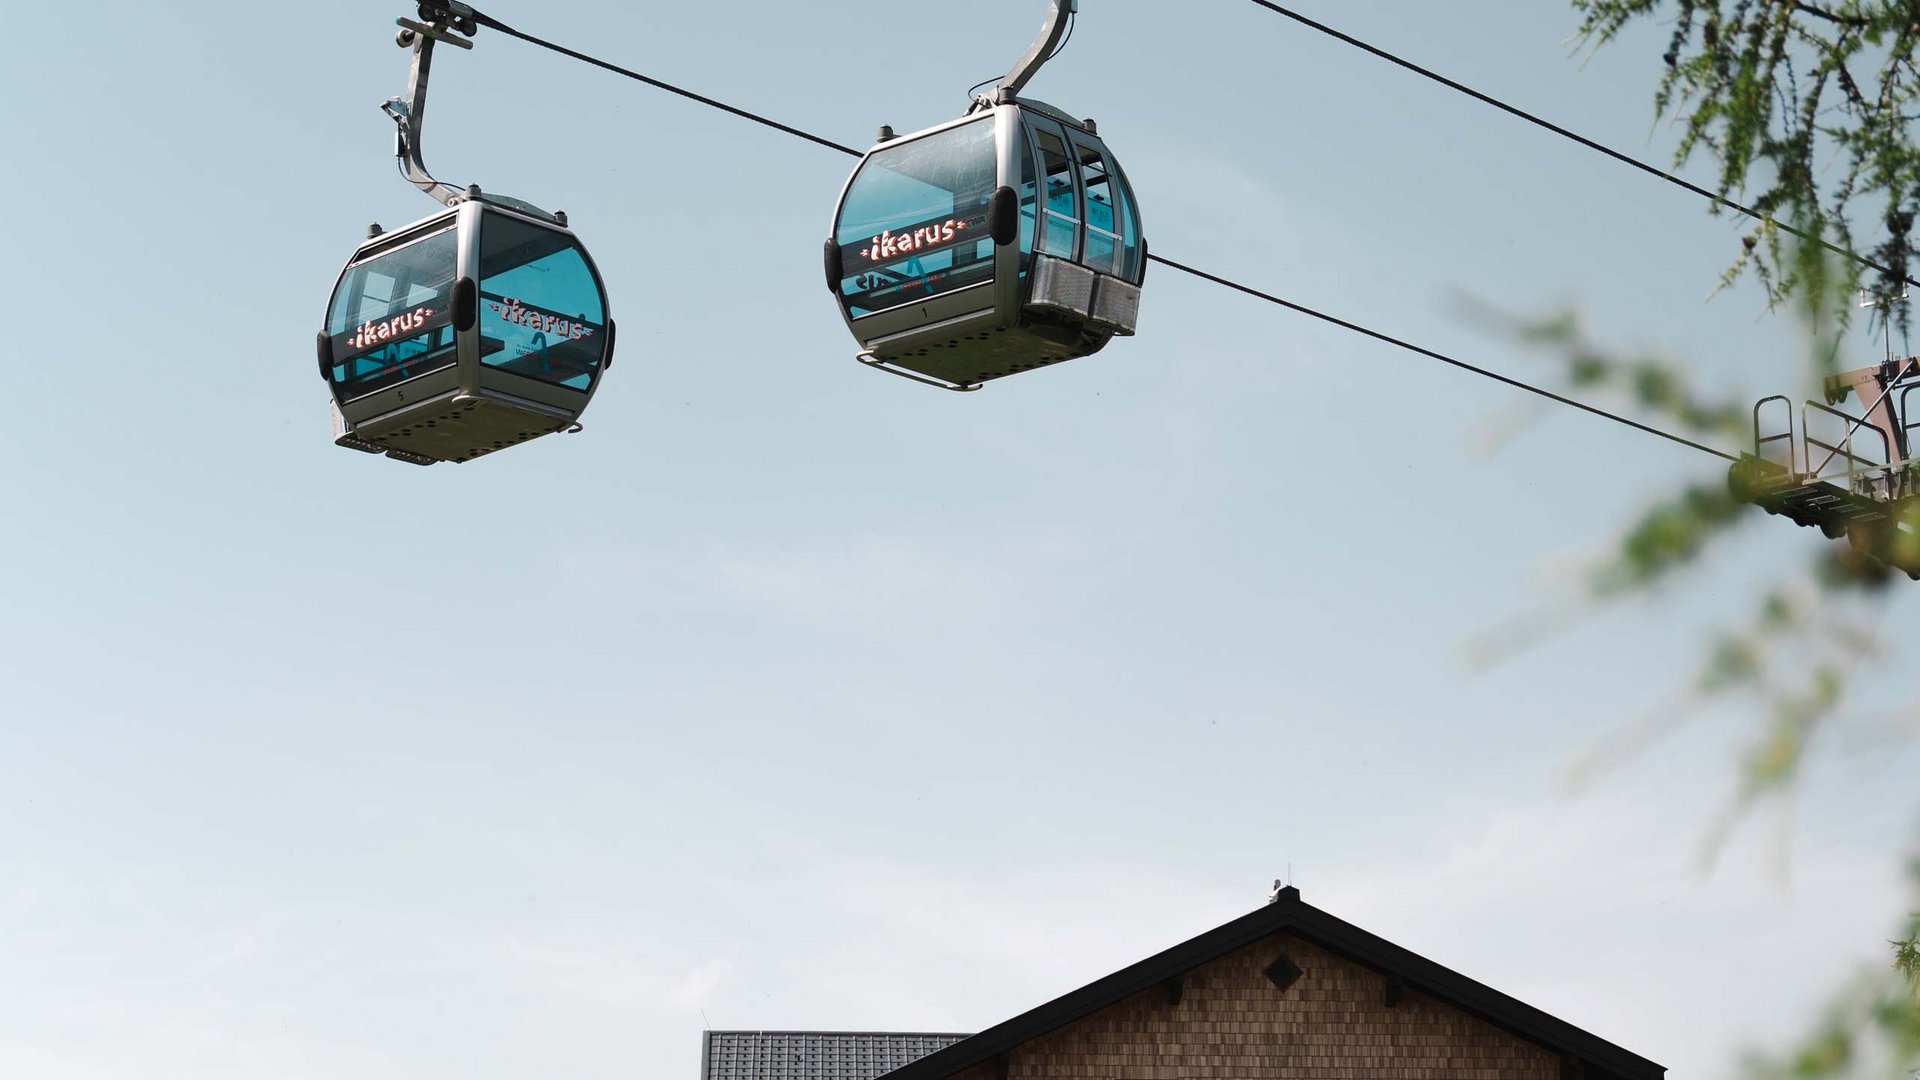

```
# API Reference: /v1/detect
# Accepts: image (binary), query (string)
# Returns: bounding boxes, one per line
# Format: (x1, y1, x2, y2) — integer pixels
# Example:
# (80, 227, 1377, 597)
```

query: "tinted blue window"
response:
(1029, 122, 1079, 260)
(836, 118, 998, 317)
(326, 227, 459, 400)
(1073, 137, 1121, 276)
(478, 213, 607, 392)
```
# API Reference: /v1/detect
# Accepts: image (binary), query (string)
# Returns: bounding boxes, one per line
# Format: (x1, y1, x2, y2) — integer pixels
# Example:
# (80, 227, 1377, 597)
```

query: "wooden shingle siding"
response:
(984, 934, 1559, 1080)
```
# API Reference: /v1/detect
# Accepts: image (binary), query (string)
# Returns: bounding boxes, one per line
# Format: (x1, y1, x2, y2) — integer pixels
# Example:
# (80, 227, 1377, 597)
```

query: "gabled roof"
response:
(703, 1030, 972, 1080)
(876, 887, 1663, 1080)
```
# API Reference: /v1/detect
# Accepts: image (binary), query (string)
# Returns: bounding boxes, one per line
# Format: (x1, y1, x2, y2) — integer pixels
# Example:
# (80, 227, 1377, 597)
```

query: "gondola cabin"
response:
(321, 197, 614, 465)
(827, 100, 1144, 390)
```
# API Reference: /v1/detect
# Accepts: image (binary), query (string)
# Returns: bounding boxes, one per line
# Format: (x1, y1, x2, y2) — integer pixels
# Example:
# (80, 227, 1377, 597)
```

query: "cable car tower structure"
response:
(1731, 295, 1920, 577)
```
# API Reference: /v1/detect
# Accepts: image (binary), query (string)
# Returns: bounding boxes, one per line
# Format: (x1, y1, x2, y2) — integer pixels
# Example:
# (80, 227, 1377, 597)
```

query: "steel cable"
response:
(458, 4, 1740, 463)
(1241, 0, 1920, 293)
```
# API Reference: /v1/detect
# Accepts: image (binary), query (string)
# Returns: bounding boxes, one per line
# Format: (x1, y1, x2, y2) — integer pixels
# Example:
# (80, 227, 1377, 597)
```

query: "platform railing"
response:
(1898, 384, 1920, 472)
(1753, 394, 1798, 474)
(1803, 400, 1893, 491)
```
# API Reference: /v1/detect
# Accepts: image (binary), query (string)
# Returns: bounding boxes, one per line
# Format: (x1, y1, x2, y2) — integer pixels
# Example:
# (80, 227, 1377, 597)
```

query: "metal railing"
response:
(1753, 395, 1798, 474)
(1803, 400, 1893, 490)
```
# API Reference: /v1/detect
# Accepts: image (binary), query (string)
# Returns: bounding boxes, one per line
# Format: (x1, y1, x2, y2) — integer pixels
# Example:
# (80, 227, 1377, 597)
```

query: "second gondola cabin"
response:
(321, 197, 614, 465)
(827, 99, 1144, 391)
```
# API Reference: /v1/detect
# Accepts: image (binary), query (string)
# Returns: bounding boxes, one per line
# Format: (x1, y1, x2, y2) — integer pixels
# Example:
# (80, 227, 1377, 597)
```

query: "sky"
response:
(2, 1, 1917, 1078)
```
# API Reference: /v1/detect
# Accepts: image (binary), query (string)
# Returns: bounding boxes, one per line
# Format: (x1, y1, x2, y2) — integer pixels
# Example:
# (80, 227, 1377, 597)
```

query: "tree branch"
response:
(1794, 2, 1873, 28)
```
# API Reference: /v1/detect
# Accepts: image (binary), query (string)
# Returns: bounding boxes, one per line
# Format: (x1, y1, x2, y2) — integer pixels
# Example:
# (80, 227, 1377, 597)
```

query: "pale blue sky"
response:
(2, 2, 1915, 1078)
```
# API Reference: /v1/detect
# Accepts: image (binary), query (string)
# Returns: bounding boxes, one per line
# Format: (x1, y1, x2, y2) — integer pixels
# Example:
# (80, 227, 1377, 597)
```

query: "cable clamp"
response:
(396, 15, 474, 49)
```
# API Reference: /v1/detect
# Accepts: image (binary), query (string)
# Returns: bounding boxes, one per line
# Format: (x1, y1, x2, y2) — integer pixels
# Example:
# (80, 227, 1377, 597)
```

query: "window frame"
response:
(1069, 133, 1125, 277)
(1026, 116, 1084, 263)
(831, 114, 1003, 320)
(1107, 154, 1147, 284)
(325, 222, 463, 401)
(475, 209, 610, 395)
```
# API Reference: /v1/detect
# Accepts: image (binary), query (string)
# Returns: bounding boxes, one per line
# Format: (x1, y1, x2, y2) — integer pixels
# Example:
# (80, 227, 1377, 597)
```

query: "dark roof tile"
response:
(704, 1030, 972, 1080)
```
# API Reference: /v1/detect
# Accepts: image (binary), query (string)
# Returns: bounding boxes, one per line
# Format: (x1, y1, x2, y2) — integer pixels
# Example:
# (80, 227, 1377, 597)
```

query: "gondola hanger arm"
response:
(384, 2, 480, 208)
(981, 0, 1076, 107)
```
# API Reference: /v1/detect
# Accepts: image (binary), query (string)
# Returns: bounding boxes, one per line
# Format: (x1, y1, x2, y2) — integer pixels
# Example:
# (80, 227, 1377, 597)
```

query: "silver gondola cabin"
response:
(321, 2, 615, 466)
(825, 0, 1144, 391)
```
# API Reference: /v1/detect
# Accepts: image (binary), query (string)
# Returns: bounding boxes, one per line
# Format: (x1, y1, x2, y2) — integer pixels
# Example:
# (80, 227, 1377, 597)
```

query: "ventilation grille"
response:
(1029, 256, 1095, 319)
(334, 433, 387, 455)
(1264, 953, 1303, 992)
(383, 447, 437, 467)
(1091, 276, 1141, 335)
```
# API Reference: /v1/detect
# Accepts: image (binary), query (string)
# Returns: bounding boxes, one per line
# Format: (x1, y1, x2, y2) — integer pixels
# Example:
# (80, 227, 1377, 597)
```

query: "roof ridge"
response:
(873, 889, 1663, 1080)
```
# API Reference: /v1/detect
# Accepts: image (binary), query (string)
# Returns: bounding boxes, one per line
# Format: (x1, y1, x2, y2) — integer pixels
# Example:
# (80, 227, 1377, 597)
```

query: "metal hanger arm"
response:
(993, 0, 1076, 104)
(384, 7, 476, 208)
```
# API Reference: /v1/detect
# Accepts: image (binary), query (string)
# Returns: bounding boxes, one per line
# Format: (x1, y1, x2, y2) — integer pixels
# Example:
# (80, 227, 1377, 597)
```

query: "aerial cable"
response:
(1240, 0, 1920, 293)
(450, 3, 1737, 463)
(1148, 254, 1735, 462)
(464, 7, 861, 157)
(320, 3, 616, 467)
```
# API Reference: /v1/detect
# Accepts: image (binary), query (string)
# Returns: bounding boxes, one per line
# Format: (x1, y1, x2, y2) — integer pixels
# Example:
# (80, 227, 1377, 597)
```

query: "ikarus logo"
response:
(489, 297, 595, 341)
(348, 305, 435, 351)
(860, 218, 969, 262)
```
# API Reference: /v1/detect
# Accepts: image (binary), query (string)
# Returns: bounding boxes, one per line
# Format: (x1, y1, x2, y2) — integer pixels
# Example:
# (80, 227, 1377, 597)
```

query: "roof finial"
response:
(1267, 865, 1299, 904)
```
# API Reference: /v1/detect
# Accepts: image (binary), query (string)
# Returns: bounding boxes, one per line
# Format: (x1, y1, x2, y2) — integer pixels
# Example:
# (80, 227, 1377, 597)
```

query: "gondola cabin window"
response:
(836, 118, 999, 318)
(1031, 123, 1080, 261)
(478, 212, 607, 392)
(1015, 122, 1040, 264)
(326, 227, 460, 400)
(1074, 137, 1122, 276)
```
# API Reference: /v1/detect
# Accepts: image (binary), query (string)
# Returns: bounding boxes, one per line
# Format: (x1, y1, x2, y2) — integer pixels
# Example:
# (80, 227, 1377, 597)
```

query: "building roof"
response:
(876, 886, 1664, 1080)
(703, 1030, 972, 1080)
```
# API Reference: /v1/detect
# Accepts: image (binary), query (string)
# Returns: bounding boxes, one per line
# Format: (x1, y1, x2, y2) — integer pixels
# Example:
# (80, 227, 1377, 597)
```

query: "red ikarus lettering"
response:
(348, 305, 435, 351)
(487, 297, 595, 341)
(860, 218, 967, 262)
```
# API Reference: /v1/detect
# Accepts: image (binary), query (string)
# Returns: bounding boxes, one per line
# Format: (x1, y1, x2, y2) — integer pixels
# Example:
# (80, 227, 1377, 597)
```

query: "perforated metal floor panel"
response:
(342, 393, 572, 464)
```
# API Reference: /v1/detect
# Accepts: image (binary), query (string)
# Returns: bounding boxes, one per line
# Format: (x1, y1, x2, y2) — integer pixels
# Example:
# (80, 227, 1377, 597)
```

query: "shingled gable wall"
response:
(939, 932, 1561, 1080)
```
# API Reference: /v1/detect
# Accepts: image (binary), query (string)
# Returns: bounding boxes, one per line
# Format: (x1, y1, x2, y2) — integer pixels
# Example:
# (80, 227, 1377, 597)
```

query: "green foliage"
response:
(1549, 3, 1918, 813)
(1721, 863, 1920, 1080)
(1745, 971, 1917, 1080)
(1573, 0, 1920, 324)
(1494, 277, 1920, 1073)
(1536, 6, 1920, 1075)
(1494, 302, 1902, 800)
(1897, 886, 1920, 993)
(1594, 481, 1747, 593)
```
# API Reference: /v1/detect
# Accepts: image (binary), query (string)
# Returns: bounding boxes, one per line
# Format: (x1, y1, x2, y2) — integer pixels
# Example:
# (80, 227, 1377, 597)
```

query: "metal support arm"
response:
(986, 0, 1076, 105)
(384, 3, 478, 208)
(1815, 356, 1920, 474)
